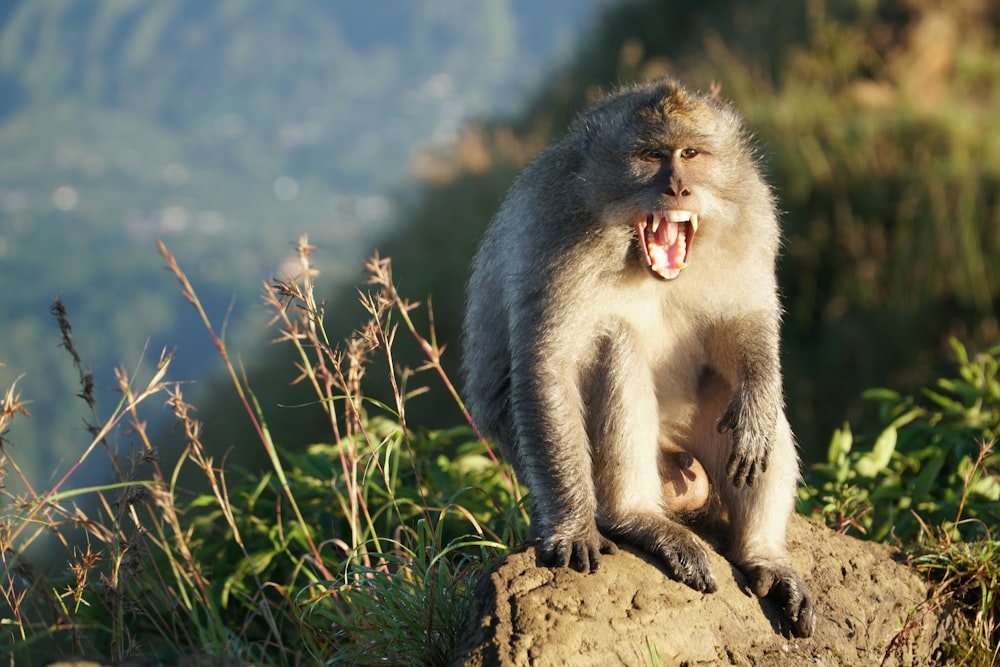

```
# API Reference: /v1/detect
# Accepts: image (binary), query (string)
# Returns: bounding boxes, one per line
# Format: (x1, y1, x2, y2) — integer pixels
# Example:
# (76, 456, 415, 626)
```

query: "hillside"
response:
(2, 1, 997, 663)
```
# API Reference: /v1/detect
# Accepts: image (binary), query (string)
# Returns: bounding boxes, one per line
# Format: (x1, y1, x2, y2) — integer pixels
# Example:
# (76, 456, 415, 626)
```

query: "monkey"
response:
(460, 76, 816, 638)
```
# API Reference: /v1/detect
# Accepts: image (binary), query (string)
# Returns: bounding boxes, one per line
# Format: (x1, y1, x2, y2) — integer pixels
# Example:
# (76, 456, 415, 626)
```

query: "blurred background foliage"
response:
(222, 0, 1000, 470)
(1, 0, 998, 485)
(0, 0, 611, 485)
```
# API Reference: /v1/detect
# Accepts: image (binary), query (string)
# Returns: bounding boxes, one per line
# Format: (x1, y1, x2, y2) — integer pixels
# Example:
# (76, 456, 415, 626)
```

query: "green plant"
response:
(263, 245, 523, 664)
(907, 498, 999, 664)
(884, 442, 998, 666)
(799, 339, 1000, 543)
(300, 524, 493, 666)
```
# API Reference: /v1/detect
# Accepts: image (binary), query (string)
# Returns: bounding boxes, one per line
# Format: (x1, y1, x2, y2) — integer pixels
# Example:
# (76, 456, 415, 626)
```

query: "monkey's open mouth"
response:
(637, 211, 699, 280)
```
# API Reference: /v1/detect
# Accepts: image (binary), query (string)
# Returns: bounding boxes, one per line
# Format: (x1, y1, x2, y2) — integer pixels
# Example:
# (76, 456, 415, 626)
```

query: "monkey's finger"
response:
(729, 447, 770, 487)
(661, 547, 717, 593)
(537, 540, 573, 569)
(569, 544, 596, 572)
(717, 410, 737, 434)
(725, 456, 742, 485)
(726, 453, 752, 487)
(539, 530, 612, 572)
(776, 576, 816, 638)
(744, 460, 761, 486)
(790, 595, 817, 638)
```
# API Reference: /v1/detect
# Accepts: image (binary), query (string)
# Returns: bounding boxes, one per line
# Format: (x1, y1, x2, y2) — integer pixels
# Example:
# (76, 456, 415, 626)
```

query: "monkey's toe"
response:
(747, 564, 816, 638)
(658, 539, 717, 593)
(538, 527, 616, 573)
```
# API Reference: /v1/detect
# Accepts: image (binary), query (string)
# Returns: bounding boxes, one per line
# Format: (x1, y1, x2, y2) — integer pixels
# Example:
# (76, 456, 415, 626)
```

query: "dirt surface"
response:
(450, 515, 966, 666)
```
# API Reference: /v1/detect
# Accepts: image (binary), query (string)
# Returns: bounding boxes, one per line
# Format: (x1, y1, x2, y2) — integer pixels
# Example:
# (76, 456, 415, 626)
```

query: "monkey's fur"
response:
(461, 77, 815, 637)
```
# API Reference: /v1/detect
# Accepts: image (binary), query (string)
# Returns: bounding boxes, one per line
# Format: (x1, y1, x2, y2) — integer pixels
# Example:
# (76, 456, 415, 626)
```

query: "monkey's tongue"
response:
(638, 212, 699, 280)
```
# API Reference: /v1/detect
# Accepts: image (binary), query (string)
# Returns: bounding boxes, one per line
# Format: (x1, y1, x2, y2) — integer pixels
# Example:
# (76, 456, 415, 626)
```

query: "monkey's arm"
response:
(706, 310, 784, 488)
(506, 300, 618, 572)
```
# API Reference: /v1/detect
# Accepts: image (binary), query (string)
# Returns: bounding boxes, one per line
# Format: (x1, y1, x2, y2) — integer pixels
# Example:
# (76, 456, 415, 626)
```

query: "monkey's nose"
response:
(663, 184, 691, 197)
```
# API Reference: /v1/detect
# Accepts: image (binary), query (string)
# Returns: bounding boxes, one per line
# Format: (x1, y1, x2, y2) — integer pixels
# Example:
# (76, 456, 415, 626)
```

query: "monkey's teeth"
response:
(637, 211, 698, 280)
(663, 210, 693, 223)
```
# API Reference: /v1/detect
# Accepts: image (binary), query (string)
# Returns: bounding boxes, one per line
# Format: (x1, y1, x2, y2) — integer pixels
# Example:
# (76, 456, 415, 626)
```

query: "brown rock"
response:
(451, 515, 964, 666)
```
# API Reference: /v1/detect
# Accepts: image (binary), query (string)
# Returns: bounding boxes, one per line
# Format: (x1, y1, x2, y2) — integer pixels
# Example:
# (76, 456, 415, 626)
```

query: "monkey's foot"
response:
(604, 516, 718, 593)
(537, 524, 618, 573)
(652, 533, 718, 593)
(746, 564, 816, 638)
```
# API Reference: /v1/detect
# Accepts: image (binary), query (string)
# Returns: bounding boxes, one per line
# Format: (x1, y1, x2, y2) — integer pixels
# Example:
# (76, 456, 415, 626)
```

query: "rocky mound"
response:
(451, 515, 965, 666)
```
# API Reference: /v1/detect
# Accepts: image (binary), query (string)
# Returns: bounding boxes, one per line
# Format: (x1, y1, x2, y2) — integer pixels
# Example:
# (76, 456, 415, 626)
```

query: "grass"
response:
(905, 442, 999, 666)
(0, 236, 523, 665)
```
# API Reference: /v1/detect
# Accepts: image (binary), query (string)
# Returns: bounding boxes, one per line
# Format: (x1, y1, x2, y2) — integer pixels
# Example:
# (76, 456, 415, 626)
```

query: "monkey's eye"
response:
(641, 149, 668, 162)
(680, 147, 699, 159)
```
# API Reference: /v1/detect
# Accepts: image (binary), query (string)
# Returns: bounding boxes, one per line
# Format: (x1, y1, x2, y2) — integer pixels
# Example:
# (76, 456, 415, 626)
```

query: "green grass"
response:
(0, 238, 524, 665)
(799, 339, 999, 664)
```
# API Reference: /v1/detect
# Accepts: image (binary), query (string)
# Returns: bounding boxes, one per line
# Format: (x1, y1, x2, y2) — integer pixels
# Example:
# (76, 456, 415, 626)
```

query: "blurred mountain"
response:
(0, 0, 614, 484)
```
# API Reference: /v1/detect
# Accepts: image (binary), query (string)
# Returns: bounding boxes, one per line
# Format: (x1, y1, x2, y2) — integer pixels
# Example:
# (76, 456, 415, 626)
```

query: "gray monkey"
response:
(461, 77, 815, 638)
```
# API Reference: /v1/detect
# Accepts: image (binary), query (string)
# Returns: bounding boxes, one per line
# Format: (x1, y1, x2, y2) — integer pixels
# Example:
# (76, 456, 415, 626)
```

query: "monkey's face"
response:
(574, 80, 757, 281)
(583, 132, 724, 282)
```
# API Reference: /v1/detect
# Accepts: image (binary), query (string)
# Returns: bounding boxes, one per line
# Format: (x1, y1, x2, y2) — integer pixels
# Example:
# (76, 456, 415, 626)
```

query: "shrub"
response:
(799, 338, 999, 543)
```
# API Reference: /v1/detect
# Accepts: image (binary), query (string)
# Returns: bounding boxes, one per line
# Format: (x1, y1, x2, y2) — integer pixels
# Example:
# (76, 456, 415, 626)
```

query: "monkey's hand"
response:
(746, 564, 816, 638)
(537, 523, 618, 573)
(718, 388, 776, 487)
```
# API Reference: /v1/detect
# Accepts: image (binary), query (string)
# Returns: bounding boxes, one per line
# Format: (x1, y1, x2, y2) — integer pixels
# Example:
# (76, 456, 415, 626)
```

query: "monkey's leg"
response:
(698, 314, 816, 636)
(727, 417, 815, 637)
(687, 370, 816, 637)
(587, 329, 717, 593)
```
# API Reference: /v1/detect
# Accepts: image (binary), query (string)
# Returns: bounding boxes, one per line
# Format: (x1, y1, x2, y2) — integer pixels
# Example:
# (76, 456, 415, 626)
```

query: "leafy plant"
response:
(799, 338, 1000, 543)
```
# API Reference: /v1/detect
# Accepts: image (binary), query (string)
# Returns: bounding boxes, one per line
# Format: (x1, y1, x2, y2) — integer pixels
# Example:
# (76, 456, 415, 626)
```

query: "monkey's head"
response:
(570, 77, 773, 281)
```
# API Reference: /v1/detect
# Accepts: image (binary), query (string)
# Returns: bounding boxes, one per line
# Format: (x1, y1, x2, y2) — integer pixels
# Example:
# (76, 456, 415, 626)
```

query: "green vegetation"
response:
(798, 340, 999, 663)
(0, 241, 525, 664)
(799, 339, 1000, 544)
